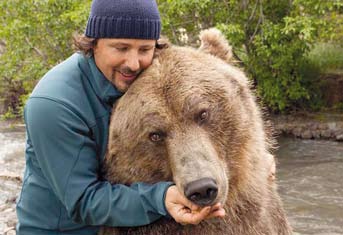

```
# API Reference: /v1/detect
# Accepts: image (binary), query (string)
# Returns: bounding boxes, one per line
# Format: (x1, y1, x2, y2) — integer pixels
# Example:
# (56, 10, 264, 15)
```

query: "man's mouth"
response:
(121, 72, 136, 79)
(116, 70, 139, 82)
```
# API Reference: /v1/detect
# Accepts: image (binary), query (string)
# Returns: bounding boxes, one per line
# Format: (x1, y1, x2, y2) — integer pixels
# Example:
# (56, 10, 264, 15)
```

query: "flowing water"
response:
(0, 127, 25, 235)
(276, 137, 343, 235)
(0, 126, 342, 234)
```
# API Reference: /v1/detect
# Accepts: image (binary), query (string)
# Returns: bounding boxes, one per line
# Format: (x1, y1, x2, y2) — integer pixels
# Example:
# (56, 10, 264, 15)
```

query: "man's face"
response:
(93, 38, 156, 92)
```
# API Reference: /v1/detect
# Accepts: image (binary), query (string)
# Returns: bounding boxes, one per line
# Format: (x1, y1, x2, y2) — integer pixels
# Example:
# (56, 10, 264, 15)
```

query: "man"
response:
(16, 1, 225, 234)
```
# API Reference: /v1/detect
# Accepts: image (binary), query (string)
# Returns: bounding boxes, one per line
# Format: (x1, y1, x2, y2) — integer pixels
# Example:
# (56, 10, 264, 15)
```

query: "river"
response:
(0, 128, 342, 234)
(277, 137, 343, 235)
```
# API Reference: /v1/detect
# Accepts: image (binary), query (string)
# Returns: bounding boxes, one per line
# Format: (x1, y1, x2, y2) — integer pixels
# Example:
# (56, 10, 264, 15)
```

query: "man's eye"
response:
(116, 47, 128, 52)
(139, 48, 152, 54)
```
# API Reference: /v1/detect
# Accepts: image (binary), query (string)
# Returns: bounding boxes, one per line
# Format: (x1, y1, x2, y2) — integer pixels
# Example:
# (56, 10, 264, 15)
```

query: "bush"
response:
(158, 0, 343, 112)
(0, 0, 342, 117)
(0, 0, 91, 118)
(307, 43, 343, 73)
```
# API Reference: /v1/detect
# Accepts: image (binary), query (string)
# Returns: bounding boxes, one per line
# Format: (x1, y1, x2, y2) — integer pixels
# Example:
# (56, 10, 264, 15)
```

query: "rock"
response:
(328, 122, 337, 130)
(301, 130, 313, 139)
(312, 131, 321, 139)
(292, 127, 303, 137)
(336, 134, 343, 141)
(3, 208, 13, 213)
(321, 130, 332, 138)
(4, 228, 16, 235)
(318, 123, 327, 130)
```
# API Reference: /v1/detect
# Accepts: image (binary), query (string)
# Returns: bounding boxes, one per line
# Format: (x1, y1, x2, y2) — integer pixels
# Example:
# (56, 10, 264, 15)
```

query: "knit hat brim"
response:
(86, 16, 161, 39)
(85, 0, 161, 40)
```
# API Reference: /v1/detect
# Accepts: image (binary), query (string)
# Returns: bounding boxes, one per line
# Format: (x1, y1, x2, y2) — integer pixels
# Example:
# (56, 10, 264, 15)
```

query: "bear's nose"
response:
(184, 177, 218, 206)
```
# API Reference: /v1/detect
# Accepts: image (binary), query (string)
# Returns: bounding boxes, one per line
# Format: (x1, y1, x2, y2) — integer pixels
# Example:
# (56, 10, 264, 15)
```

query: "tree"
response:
(0, 0, 91, 117)
(1, 0, 342, 116)
(158, 0, 343, 112)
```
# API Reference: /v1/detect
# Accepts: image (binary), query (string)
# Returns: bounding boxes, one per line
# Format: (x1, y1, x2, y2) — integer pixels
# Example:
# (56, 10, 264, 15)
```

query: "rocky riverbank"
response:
(1, 111, 343, 141)
(271, 112, 343, 141)
(0, 119, 25, 133)
(0, 122, 25, 235)
(0, 112, 342, 235)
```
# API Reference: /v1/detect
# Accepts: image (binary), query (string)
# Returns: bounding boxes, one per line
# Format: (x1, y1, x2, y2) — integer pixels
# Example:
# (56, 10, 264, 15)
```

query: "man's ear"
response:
(199, 28, 234, 64)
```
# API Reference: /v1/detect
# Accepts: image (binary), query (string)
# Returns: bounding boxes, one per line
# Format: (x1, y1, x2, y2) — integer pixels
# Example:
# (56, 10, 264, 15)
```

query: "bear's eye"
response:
(149, 132, 164, 142)
(197, 110, 209, 123)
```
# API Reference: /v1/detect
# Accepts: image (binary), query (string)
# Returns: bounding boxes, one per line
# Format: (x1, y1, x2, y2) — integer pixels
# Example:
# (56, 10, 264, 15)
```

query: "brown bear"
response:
(99, 29, 292, 235)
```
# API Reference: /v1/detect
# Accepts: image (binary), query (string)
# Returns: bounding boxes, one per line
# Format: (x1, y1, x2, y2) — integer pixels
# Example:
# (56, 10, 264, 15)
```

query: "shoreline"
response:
(1, 112, 343, 141)
(0, 119, 25, 133)
(271, 112, 343, 141)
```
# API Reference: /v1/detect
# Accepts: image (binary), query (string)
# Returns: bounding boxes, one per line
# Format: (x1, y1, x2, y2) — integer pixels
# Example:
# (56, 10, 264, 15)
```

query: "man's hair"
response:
(73, 34, 169, 57)
(73, 34, 98, 57)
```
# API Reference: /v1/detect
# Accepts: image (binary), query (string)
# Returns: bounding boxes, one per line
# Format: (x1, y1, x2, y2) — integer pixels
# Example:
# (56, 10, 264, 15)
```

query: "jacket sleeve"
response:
(25, 97, 173, 227)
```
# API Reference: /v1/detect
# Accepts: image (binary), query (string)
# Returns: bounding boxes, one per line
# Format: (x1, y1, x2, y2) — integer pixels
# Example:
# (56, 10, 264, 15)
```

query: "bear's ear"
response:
(199, 28, 234, 64)
(154, 36, 171, 58)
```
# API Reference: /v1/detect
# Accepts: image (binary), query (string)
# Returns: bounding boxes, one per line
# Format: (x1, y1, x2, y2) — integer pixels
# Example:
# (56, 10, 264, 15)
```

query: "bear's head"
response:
(104, 29, 272, 208)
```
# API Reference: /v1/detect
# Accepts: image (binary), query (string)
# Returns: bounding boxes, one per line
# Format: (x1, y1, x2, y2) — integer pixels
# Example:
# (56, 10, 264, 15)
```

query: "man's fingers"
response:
(165, 186, 226, 226)
(209, 203, 226, 218)
(166, 186, 200, 212)
(174, 204, 226, 225)
(178, 206, 211, 225)
(189, 206, 212, 224)
(205, 207, 226, 219)
(209, 203, 221, 212)
(188, 203, 226, 221)
(179, 196, 200, 212)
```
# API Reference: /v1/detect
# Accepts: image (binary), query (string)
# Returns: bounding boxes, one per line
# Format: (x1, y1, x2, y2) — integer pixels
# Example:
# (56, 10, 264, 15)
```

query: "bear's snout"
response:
(184, 177, 218, 206)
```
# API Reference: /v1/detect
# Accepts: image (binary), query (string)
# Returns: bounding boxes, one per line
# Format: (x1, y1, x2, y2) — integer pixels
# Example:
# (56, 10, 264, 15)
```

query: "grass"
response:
(307, 43, 343, 74)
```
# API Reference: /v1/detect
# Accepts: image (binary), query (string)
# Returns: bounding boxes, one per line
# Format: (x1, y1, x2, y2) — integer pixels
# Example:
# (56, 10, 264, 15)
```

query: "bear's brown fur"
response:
(100, 29, 291, 235)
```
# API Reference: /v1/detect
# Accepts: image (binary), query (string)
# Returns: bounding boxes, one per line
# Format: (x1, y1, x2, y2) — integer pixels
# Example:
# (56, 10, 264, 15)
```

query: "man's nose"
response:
(124, 53, 140, 72)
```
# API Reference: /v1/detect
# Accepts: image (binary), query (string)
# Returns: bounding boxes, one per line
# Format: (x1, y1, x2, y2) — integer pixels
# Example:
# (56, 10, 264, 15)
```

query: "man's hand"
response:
(165, 185, 226, 225)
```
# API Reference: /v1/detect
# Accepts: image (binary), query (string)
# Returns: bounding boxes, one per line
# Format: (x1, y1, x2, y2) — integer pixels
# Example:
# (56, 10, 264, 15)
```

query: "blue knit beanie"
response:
(85, 0, 161, 40)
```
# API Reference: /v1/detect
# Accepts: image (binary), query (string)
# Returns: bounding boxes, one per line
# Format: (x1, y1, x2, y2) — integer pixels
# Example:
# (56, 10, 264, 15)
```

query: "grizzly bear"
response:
(100, 29, 292, 235)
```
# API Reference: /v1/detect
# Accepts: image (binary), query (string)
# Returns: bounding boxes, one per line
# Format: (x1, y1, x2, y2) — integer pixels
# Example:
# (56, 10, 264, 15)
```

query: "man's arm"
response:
(25, 97, 172, 226)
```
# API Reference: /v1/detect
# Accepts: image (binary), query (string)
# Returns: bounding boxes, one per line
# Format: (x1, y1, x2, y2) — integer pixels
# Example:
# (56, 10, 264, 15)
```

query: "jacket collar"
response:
(78, 53, 123, 106)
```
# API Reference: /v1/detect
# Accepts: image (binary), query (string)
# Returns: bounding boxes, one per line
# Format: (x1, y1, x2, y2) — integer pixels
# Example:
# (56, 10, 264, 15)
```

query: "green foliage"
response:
(333, 102, 343, 111)
(158, 0, 343, 112)
(0, 0, 91, 118)
(1, 0, 342, 116)
(1, 107, 18, 120)
(307, 43, 343, 73)
(248, 16, 317, 111)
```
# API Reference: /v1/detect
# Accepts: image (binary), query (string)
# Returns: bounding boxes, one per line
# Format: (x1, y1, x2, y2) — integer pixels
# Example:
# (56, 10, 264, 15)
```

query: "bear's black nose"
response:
(184, 177, 218, 206)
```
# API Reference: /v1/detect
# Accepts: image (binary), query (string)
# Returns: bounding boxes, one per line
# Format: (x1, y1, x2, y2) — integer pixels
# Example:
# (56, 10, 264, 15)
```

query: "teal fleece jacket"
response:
(16, 53, 173, 235)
